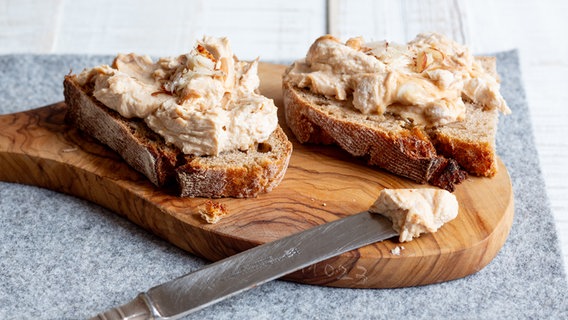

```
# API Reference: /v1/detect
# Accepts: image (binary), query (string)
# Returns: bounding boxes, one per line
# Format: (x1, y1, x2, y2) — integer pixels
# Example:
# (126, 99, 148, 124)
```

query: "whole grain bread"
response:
(283, 57, 502, 191)
(64, 75, 292, 198)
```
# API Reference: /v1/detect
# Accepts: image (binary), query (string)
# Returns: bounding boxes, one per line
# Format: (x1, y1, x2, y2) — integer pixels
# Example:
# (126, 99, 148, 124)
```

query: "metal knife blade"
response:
(90, 211, 397, 320)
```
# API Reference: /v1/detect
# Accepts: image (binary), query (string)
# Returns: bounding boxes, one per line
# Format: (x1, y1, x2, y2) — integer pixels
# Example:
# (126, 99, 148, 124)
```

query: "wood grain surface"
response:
(0, 63, 514, 288)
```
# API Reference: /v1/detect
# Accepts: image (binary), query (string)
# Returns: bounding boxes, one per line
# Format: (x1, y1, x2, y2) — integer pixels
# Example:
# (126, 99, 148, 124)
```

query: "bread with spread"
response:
(283, 33, 510, 191)
(64, 36, 292, 198)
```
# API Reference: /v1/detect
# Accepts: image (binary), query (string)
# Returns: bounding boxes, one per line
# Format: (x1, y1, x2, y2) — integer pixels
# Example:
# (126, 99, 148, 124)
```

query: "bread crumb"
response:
(322, 203, 327, 207)
(199, 200, 229, 224)
(390, 245, 405, 255)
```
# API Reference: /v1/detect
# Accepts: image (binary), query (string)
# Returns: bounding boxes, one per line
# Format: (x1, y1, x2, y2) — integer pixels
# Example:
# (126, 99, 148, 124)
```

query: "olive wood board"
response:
(0, 63, 514, 288)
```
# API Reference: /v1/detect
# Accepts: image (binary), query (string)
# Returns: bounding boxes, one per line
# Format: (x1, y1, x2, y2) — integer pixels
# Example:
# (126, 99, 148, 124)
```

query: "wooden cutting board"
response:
(0, 63, 514, 288)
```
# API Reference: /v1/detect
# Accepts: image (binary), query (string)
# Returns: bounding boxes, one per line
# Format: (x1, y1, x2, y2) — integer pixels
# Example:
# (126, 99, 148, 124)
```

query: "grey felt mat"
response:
(0, 52, 567, 319)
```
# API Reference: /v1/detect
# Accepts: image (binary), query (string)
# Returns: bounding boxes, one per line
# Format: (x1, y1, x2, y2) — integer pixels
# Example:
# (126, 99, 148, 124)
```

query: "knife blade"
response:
(90, 211, 397, 320)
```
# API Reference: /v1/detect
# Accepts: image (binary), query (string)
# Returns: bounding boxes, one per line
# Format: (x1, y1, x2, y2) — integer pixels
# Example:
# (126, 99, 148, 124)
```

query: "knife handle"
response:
(89, 293, 158, 320)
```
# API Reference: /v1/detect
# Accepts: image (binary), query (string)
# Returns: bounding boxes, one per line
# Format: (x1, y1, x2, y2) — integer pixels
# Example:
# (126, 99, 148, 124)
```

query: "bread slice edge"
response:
(282, 81, 468, 191)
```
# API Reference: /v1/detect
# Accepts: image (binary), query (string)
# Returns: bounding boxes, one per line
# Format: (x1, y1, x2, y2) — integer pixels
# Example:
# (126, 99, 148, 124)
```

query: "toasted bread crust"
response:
(64, 75, 292, 198)
(283, 81, 467, 191)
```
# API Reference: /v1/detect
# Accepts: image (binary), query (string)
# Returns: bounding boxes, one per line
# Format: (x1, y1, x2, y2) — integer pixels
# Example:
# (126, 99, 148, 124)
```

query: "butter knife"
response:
(90, 211, 397, 320)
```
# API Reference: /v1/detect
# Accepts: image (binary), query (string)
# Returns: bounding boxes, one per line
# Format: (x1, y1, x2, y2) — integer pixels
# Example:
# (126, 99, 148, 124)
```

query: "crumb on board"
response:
(390, 245, 405, 255)
(199, 200, 229, 224)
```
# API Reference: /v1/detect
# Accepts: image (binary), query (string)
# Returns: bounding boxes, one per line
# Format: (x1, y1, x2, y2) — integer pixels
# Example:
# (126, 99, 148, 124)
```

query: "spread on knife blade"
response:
(369, 188, 459, 242)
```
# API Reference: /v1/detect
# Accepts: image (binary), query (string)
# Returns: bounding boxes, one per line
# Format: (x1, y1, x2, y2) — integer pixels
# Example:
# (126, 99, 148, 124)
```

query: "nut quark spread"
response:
(285, 33, 511, 126)
(76, 36, 278, 156)
(369, 188, 459, 242)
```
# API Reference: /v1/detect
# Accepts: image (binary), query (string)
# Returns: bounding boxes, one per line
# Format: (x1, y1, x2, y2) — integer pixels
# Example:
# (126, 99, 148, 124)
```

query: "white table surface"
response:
(1, 0, 566, 278)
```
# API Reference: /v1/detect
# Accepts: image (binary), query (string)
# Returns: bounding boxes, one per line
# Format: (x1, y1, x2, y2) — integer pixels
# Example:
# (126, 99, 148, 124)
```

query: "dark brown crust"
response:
(429, 132, 496, 177)
(63, 75, 293, 198)
(283, 82, 467, 191)
(428, 158, 468, 192)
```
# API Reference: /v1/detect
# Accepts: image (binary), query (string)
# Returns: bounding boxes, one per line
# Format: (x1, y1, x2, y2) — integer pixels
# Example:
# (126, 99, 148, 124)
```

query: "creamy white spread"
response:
(369, 188, 459, 242)
(76, 36, 278, 156)
(285, 33, 511, 126)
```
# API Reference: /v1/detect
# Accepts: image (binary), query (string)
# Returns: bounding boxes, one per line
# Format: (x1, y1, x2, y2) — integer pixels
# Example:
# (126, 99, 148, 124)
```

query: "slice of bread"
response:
(64, 74, 292, 198)
(283, 57, 502, 192)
